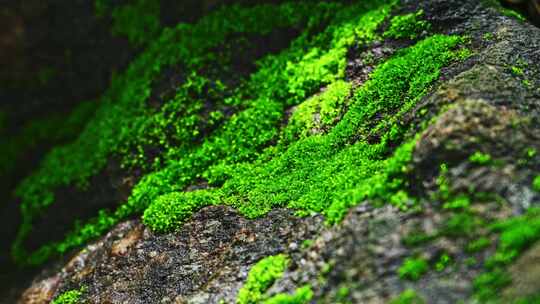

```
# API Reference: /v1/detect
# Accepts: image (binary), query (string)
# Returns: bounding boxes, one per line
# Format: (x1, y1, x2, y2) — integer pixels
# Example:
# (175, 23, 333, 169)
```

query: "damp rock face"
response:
(6, 0, 540, 303)
(18, 207, 322, 304)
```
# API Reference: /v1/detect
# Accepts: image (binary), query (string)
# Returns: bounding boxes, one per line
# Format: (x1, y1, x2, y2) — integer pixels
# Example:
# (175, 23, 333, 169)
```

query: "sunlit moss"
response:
(12, 1, 469, 267)
(469, 151, 492, 165)
(398, 257, 429, 281)
(143, 191, 219, 232)
(237, 254, 290, 304)
(13, 1, 356, 265)
(282, 80, 352, 143)
(51, 287, 85, 304)
(533, 176, 540, 192)
(263, 285, 313, 304)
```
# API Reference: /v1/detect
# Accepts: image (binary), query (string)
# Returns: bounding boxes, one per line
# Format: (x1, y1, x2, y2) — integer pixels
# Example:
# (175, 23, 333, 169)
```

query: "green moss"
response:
(442, 212, 483, 238)
(0, 101, 97, 178)
(111, 0, 161, 46)
(37, 66, 57, 86)
(13, 1, 469, 266)
(402, 231, 437, 247)
(51, 287, 85, 304)
(500, 7, 526, 22)
(389, 289, 425, 304)
(263, 286, 313, 304)
(398, 257, 429, 281)
(118, 72, 231, 171)
(442, 195, 471, 210)
(533, 176, 540, 192)
(217, 34, 466, 224)
(466, 237, 491, 253)
(383, 10, 430, 40)
(237, 254, 290, 304)
(469, 151, 492, 165)
(511, 66, 525, 76)
(483, 32, 494, 41)
(282, 80, 352, 143)
(473, 208, 540, 301)
(514, 292, 540, 304)
(488, 208, 540, 266)
(13, 1, 356, 265)
(336, 286, 350, 301)
(95, 0, 161, 46)
(435, 253, 452, 272)
(143, 190, 219, 232)
(301, 239, 314, 249)
(94, 0, 110, 17)
(473, 269, 512, 302)
(482, 0, 526, 22)
(435, 163, 450, 200)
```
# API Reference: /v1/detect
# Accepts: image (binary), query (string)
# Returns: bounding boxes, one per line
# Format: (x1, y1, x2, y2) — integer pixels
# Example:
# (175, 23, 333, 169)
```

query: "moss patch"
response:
(398, 257, 429, 281)
(237, 254, 290, 304)
(473, 208, 540, 302)
(533, 175, 540, 192)
(469, 151, 492, 165)
(263, 285, 313, 304)
(12, 1, 469, 267)
(389, 289, 425, 304)
(384, 10, 430, 40)
(51, 287, 85, 304)
(13, 1, 362, 265)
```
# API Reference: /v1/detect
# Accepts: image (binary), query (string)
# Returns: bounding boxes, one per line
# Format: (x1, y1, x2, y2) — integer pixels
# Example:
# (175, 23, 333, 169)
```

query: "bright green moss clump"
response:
(469, 151, 492, 165)
(237, 254, 290, 304)
(533, 175, 540, 192)
(13, 0, 469, 266)
(282, 80, 352, 143)
(141, 33, 466, 232)
(13, 1, 357, 265)
(384, 10, 430, 40)
(487, 208, 540, 267)
(263, 286, 313, 304)
(142, 190, 219, 232)
(51, 288, 85, 304)
(398, 257, 429, 281)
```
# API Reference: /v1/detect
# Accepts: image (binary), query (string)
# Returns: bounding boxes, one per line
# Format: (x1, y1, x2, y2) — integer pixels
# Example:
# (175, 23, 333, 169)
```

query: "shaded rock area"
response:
(4, 0, 540, 303)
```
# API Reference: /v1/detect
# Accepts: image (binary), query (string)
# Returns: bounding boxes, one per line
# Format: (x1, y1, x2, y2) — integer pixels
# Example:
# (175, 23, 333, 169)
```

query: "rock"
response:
(20, 206, 322, 304)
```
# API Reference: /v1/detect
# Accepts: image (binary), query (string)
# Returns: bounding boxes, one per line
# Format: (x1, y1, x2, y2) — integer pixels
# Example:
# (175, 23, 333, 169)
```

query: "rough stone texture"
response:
(10, 0, 540, 303)
(13, 207, 322, 304)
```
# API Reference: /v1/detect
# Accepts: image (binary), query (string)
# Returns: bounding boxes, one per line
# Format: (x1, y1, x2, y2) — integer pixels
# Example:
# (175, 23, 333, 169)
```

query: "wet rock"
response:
(19, 206, 322, 304)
